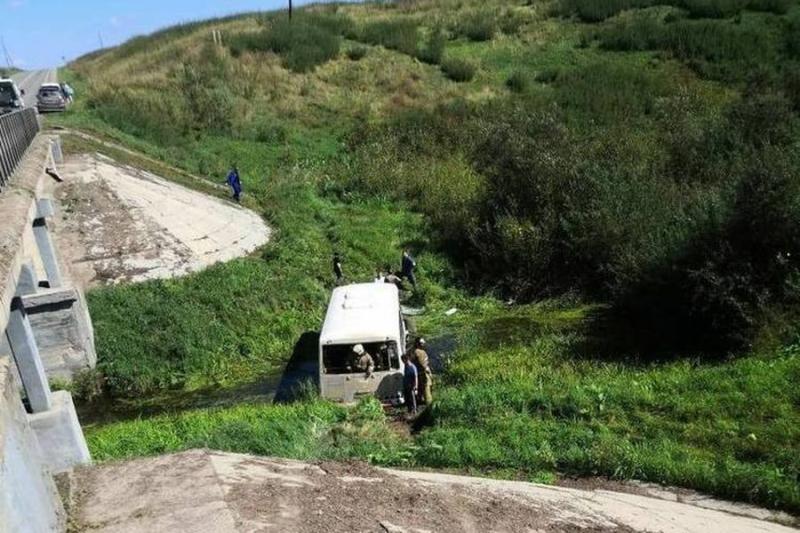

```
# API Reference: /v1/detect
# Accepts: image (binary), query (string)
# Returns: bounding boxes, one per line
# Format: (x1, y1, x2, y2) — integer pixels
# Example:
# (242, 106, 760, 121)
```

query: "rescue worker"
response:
(401, 249, 417, 288)
(412, 337, 433, 405)
(226, 166, 242, 202)
(352, 344, 374, 377)
(333, 253, 343, 283)
(401, 353, 418, 415)
(383, 265, 403, 289)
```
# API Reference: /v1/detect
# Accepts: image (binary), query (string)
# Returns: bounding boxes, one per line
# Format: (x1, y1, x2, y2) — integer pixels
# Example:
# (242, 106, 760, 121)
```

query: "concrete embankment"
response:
(0, 134, 92, 532)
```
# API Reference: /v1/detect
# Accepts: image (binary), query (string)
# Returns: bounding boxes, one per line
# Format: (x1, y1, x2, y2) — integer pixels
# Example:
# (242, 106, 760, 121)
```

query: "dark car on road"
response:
(0, 79, 25, 115)
(36, 83, 67, 113)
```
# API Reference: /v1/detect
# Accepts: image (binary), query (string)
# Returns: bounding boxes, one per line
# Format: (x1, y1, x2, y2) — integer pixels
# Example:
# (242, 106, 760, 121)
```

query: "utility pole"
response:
(98, 31, 105, 49)
(288, 0, 293, 20)
(1, 36, 13, 69)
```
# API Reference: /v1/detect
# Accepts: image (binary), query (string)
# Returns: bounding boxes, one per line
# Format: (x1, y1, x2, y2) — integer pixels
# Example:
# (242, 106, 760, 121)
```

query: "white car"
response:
(0, 79, 25, 115)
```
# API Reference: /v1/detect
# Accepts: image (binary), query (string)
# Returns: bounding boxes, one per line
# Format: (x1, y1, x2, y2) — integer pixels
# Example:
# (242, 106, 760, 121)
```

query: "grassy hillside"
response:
(50, 0, 800, 515)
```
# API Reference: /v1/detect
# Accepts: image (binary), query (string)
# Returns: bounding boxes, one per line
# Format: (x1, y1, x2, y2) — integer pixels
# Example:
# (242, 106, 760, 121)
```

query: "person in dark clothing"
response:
(401, 249, 417, 288)
(383, 264, 403, 289)
(333, 253, 343, 283)
(401, 353, 418, 415)
(226, 166, 242, 202)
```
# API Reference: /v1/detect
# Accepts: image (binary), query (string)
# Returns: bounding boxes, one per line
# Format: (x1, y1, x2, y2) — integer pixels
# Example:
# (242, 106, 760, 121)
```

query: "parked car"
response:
(318, 283, 409, 404)
(36, 83, 67, 113)
(0, 79, 25, 115)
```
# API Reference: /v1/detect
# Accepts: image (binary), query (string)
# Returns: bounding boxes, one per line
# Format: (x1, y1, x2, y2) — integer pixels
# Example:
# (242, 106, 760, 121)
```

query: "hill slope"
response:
(51, 0, 800, 516)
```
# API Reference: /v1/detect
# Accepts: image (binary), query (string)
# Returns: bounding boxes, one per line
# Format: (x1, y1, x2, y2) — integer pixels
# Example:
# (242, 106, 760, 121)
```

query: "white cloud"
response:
(8, 0, 26, 8)
(110, 16, 120, 27)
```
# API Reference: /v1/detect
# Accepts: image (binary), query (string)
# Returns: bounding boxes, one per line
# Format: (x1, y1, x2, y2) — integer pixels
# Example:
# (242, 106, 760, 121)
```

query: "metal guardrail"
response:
(0, 108, 40, 190)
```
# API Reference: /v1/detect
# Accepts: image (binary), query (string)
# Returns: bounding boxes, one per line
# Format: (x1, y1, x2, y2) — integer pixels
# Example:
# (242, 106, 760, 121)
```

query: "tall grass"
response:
(441, 58, 477, 82)
(360, 19, 420, 56)
(555, 0, 793, 21)
(229, 14, 346, 72)
(596, 11, 786, 82)
(87, 397, 410, 463)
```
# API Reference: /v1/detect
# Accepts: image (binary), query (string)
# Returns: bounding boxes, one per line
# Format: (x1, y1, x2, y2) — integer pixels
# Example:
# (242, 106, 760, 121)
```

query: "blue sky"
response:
(1, 0, 338, 69)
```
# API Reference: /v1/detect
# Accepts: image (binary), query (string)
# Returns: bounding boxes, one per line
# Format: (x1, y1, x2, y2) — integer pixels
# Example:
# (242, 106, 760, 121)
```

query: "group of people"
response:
(333, 249, 418, 290)
(349, 337, 433, 416)
(401, 337, 432, 415)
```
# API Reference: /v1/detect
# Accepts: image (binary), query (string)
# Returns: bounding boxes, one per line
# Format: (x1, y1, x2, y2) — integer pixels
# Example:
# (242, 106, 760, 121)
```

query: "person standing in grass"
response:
(226, 166, 242, 202)
(333, 253, 344, 284)
(402, 353, 418, 415)
(401, 249, 417, 288)
(412, 337, 433, 405)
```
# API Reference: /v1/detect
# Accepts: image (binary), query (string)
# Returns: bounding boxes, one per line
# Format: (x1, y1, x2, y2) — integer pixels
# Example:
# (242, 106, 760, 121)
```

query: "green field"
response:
(50, 0, 800, 516)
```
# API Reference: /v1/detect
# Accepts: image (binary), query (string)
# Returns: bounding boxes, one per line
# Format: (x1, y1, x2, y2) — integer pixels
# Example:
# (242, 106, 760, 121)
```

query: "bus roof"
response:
(320, 283, 401, 346)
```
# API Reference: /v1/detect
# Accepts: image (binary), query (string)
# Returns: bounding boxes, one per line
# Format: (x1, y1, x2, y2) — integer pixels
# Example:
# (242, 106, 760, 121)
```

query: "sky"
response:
(1, 0, 337, 69)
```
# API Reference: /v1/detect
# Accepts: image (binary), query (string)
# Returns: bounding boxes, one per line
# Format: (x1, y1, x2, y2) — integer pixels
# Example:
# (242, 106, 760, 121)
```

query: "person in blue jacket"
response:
(226, 166, 242, 202)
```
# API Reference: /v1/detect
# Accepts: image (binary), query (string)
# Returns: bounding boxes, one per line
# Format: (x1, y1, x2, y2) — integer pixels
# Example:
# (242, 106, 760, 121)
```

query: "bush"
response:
(553, 61, 676, 124)
(506, 71, 530, 93)
(361, 19, 419, 56)
(747, 0, 792, 13)
(535, 68, 561, 83)
(229, 16, 341, 72)
(457, 11, 496, 41)
(416, 27, 446, 65)
(554, 0, 656, 22)
(346, 45, 368, 61)
(680, 0, 749, 17)
(498, 9, 528, 35)
(597, 14, 781, 83)
(441, 58, 476, 82)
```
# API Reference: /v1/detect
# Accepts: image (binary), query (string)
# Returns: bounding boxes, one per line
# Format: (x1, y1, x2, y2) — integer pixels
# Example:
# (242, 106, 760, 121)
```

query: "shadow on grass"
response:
(274, 331, 320, 403)
(570, 305, 730, 365)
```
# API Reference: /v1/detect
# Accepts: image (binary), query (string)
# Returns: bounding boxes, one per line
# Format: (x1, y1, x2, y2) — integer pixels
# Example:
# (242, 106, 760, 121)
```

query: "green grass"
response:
(86, 396, 410, 464)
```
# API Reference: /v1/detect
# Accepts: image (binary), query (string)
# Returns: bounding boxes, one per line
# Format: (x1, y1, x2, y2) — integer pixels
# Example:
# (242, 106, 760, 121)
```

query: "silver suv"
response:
(0, 79, 25, 115)
(36, 83, 66, 113)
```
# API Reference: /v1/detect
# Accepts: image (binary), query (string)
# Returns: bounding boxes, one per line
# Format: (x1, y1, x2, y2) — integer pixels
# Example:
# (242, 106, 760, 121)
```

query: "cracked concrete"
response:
(52, 153, 270, 287)
(71, 450, 798, 533)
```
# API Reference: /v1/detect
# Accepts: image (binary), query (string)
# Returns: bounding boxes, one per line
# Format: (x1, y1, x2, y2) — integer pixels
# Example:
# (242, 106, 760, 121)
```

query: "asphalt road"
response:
(10, 69, 57, 108)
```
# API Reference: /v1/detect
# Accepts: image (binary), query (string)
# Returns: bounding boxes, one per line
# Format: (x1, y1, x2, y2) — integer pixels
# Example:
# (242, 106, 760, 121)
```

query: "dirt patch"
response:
(71, 450, 796, 533)
(52, 153, 270, 288)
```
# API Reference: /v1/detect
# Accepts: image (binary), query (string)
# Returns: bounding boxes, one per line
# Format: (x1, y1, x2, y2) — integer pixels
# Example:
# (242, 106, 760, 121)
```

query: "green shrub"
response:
(416, 27, 446, 65)
(441, 58, 476, 82)
(506, 70, 530, 93)
(747, 0, 792, 13)
(554, 0, 656, 22)
(680, 0, 749, 17)
(361, 19, 419, 56)
(597, 14, 781, 83)
(457, 11, 496, 41)
(228, 16, 341, 72)
(553, 61, 676, 123)
(534, 68, 561, 83)
(498, 9, 528, 35)
(346, 45, 368, 61)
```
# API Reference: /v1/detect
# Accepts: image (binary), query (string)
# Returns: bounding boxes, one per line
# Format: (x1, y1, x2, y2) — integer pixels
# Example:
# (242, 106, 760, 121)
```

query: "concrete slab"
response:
(71, 450, 799, 533)
(53, 153, 270, 287)
(28, 390, 90, 474)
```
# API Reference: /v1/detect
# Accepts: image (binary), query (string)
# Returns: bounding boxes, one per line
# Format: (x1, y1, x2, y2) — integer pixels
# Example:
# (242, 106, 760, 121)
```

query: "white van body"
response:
(319, 283, 407, 403)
